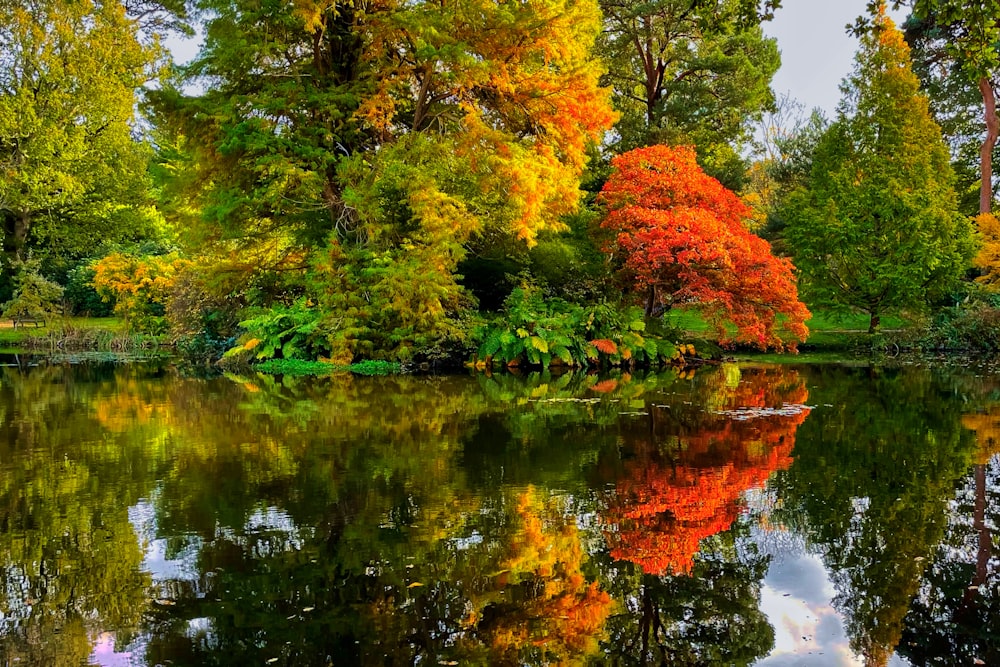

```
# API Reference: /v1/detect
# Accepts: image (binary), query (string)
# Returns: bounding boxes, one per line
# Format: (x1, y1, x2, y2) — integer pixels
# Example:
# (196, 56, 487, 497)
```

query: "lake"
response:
(0, 358, 997, 666)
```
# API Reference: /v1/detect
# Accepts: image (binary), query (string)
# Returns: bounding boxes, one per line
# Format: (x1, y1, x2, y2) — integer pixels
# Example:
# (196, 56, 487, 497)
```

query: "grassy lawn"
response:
(0, 316, 127, 348)
(663, 306, 911, 351)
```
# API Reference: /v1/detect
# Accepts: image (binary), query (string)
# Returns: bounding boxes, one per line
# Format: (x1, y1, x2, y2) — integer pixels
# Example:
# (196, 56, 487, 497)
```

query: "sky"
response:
(764, 0, 909, 117)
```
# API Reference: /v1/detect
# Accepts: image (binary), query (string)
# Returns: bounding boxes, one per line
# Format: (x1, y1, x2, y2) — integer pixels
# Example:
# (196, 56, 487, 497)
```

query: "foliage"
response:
(892, 5, 998, 216)
(151, 0, 617, 361)
(974, 212, 1000, 289)
(597, 0, 781, 182)
(903, 287, 1000, 351)
(91, 252, 191, 334)
(745, 103, 830, 249)
(63, 263, 114, 317)
(785, 10, 977, 333)
(474, 287, 676, 368)
(347, 359, 405, 376)
(0, 257, 63, 324)
(254, 358, 403, 376)
(0, 0, 159, 270)
(872, 0, 1000, 214)
(599, 144, 810, 350)
(224, 299, 329, 363)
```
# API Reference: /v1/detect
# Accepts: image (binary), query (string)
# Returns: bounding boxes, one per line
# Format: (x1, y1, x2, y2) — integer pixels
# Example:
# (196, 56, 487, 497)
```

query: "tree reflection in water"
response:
(594, 365, 809, 665)
(2, 360, 999, 665)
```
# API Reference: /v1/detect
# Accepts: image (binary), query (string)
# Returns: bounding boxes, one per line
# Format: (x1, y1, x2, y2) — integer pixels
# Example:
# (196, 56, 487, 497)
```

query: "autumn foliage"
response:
(599, 145, 809, 350)
(92, 253, 191, 334)
(602, 369, 809, 575)
(478, 488, 615, 663)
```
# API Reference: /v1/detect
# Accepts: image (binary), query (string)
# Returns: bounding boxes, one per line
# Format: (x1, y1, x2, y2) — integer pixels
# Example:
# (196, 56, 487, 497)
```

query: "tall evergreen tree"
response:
(863, 0, 1000, 214)
(785, 4, 976, 333)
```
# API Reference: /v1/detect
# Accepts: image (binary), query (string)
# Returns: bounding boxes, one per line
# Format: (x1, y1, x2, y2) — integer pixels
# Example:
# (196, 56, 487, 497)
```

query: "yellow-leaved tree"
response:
(150, 0, 616, 361)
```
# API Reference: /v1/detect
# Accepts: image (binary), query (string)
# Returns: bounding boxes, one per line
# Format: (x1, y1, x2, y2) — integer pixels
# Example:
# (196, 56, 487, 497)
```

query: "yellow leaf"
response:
(529, 336, 549, 353)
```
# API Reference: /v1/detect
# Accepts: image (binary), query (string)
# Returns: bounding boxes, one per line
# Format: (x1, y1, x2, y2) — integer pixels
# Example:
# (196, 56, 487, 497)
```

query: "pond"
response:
(0, 358, 998, 666)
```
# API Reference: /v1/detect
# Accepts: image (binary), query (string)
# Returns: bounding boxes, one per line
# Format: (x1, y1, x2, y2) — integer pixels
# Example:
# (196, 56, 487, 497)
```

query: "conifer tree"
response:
(786, 5, 976, 333)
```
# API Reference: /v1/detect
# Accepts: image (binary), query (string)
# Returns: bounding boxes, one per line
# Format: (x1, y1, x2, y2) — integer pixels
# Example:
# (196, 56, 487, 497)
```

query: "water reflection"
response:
(0, 360, 997, 664)
(773, 365, 983, 666)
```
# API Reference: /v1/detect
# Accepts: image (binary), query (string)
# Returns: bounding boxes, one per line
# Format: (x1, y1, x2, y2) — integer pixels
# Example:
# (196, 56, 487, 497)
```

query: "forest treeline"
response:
(3, 0, 1000, 366)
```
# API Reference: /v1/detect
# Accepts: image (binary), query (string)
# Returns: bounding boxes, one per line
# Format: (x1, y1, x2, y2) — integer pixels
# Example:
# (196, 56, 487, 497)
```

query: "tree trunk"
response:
(13, 211, 30, 260)
(868, 312, 880, 334)
(644, 285, 657, 318)
(979, 77, 998, 214)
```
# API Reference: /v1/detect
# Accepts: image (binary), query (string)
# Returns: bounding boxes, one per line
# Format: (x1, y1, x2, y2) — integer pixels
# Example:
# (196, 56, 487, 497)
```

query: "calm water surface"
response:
(0, 358, 998, 666)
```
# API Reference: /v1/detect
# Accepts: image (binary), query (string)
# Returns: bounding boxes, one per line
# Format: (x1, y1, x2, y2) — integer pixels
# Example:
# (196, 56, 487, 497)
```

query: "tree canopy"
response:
(786, 8, 976, 332)
(0, 0, 159, 269)
(152, 0, 616, 360)
(598, 0, 781, 185)
(599, 144, 809, 350)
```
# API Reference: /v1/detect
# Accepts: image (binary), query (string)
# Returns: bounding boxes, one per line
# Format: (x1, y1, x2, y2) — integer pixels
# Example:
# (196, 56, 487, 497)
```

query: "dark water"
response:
(0, 358, 998, 666)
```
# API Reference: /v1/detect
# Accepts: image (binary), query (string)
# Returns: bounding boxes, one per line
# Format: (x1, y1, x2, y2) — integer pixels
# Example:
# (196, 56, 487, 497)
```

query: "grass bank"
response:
(663, 307, 910, 353)
(0, 317, 159, 352)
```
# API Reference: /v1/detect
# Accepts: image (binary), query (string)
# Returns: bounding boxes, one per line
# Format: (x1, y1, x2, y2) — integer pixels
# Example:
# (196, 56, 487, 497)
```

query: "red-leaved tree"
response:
(599, 145, 810, 350)
(602, 367, 809, 576)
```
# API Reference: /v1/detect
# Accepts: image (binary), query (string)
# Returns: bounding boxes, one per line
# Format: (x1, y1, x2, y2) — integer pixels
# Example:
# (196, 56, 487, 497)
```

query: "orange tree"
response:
(599, 144, 809, 350)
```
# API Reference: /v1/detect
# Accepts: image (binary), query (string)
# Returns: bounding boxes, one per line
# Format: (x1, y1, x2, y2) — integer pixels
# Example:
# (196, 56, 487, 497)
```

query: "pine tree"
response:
(785, 4, 977, 333)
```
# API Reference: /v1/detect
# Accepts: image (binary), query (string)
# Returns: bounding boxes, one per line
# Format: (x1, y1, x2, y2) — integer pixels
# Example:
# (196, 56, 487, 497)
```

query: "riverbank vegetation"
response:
(4, 0, 1000, 369)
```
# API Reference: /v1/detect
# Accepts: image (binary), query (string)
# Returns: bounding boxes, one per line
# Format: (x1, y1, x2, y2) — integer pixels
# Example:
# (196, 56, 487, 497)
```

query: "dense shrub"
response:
(64, 263, 113, 316)
(474, 287, 678, 368)
(223, 299, 331, 363)
(92, 252, 191, 334)
(1, 258, 64, 324)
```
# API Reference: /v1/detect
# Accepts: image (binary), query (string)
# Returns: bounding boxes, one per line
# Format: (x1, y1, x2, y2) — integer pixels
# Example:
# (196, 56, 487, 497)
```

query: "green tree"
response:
(785, 7, 976, 332)
(744, 98, 829, 249)
(1, 256, 63, 324)
(152, 0, 616, 361)
(598, 0, 781, 185)
(0, 0, 160, 272)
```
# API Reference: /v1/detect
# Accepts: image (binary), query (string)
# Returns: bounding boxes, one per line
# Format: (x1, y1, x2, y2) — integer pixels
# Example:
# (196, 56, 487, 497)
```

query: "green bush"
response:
(474, 287, 677, 368)
(224, 299, 330, 362)
(64, 263, 114, 316)
(1, 257, 64, 324)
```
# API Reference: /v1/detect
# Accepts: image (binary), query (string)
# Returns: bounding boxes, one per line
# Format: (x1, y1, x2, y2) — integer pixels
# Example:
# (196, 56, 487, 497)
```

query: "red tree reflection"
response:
(603, 367, 809, 575)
